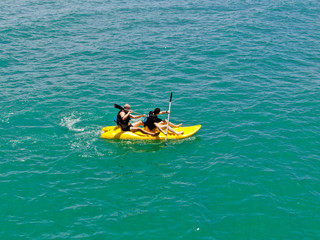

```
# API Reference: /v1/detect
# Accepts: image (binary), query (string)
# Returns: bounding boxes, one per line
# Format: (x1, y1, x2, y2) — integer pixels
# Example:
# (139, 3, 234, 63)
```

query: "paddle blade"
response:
(169, 92, 173, 102)
(114, 104, 124, 110)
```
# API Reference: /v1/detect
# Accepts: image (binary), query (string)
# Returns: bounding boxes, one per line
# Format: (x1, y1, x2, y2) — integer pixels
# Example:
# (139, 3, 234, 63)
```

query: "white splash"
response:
(60, 112, 84, 132)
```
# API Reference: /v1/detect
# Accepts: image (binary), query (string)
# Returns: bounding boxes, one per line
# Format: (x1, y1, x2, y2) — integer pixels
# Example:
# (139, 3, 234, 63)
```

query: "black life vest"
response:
(117, 110, 131, 125)
(144, 111, 162, 130)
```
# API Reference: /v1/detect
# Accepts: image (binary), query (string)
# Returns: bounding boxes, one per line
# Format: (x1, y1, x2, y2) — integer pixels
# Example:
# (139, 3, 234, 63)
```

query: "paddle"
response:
(114, 104, 144, 115)
(114, 103, 124, 111)
(164, 92, 173, 146)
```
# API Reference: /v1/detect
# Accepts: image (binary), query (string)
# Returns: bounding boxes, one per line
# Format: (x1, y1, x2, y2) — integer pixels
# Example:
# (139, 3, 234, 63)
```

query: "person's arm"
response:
(131, 114, 147, 119)
(154, 123, 166, 135)
(159, 110, 170, 115)
(120, 110, 132, 120)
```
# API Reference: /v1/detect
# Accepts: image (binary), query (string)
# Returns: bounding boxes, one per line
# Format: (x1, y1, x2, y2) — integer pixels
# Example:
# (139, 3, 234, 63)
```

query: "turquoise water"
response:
(1, 0, 320, 239)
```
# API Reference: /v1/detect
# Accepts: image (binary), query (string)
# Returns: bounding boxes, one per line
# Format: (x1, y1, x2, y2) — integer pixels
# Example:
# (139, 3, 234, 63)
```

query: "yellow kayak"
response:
(101, 125, 201, 140)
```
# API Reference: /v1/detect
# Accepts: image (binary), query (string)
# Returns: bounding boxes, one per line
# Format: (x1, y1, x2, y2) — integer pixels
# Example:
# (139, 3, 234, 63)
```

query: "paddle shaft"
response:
(126, 110, 144, 116)
(165, 92, 173, 145)
(114, 104, 144, 116)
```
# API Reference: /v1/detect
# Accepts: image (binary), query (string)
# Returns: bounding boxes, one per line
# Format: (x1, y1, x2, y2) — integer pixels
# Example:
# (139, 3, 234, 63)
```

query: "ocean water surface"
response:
(1, 0, 320, 239)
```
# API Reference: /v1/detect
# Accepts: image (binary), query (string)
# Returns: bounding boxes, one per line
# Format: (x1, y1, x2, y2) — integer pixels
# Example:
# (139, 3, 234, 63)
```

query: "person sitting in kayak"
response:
(117, 104, 160, 136)
(144, 108, 184, 135)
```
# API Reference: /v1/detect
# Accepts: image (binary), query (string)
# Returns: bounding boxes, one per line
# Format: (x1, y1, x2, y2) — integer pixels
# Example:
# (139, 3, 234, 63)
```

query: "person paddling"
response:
(117, 104, 159, 136)
(144, 108, 184, 135)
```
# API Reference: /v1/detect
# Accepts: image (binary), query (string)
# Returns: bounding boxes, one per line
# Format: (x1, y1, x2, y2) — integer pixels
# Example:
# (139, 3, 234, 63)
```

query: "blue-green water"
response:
(1, 0, 320, 239)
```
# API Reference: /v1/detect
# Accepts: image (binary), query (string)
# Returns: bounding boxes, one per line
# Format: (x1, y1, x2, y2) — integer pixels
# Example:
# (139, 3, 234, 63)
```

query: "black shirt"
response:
(144, 111, 163, 130)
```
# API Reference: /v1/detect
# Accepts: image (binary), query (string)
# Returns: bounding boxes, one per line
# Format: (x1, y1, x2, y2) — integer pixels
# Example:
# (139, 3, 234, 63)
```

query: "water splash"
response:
(60, 112, 84, 132)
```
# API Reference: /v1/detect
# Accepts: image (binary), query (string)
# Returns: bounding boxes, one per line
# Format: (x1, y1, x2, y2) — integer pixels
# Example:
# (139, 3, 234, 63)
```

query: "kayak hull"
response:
(101, 125, 201, 140)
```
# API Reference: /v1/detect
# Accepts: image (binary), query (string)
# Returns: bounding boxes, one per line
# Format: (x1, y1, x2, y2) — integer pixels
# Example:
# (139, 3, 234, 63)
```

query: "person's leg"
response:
(167, 126, 184, 135)
(130, 127, 159, 136)
(162, 120, 182, 128)
(132, 120, 144, 128)
(158, 124, 184, 135)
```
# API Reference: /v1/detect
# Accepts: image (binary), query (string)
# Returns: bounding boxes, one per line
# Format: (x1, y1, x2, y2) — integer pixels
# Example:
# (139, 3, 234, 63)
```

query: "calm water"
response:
(1, 0, 320, 239)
